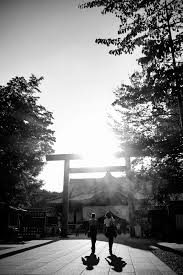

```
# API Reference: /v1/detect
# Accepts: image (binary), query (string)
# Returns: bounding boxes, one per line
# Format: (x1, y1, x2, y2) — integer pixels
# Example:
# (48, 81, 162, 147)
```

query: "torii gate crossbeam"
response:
(46, 153, 131, 236)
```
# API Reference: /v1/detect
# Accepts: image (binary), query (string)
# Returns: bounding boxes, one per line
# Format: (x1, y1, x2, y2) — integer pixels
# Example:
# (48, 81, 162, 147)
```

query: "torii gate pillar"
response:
(46, 154, 81, 237)
(62, 159, 70, 236)
(125, 154, 136, 237)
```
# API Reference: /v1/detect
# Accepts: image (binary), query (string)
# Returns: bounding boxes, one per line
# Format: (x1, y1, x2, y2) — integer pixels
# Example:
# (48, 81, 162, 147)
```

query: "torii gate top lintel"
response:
(46, 152, 127, 162)
(46, 153, 82, 161)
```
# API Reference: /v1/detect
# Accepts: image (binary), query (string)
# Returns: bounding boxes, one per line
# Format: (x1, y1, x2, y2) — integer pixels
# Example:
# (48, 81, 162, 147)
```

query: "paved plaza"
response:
(0, 239, 177, 274)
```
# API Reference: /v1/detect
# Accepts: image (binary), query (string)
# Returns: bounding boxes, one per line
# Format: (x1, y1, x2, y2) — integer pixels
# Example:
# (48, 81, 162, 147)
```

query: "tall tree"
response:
(30, 189, 61, 208)
(0, 76, 55, 207)
(110, 63, 183, 203)
(79, 0, 183, 203)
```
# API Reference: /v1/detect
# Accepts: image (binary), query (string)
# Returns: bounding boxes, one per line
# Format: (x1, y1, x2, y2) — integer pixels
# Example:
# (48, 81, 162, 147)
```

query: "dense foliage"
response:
(0, 76, 55, 207)
(79, 0, 183, 204)
(30, 189, 61, 208)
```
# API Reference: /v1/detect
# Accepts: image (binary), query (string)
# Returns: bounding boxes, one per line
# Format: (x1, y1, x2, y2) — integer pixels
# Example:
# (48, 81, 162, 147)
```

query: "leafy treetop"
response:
(0, 75, 55, 207)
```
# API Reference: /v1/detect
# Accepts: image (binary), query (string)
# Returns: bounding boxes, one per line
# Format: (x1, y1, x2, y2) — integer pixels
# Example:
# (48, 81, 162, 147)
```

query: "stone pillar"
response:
(125, 155, 135, 237)
(62, 159, 70, 237)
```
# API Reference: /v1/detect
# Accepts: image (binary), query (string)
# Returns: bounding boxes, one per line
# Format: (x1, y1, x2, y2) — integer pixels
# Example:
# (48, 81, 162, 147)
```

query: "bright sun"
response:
(40, 115, 124, 192)
(72, 126, 119, 166)
(55, 113, 121, 164)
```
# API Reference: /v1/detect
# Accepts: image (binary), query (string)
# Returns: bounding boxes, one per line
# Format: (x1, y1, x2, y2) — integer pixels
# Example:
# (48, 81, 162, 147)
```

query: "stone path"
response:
(0, 240, 177, 274)
(0, 240, 53, 258)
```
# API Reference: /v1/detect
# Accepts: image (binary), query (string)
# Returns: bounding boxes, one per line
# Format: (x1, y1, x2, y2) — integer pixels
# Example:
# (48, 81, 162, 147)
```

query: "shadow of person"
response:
(82, 253, 100, 270)
(105, 254, 126, 272)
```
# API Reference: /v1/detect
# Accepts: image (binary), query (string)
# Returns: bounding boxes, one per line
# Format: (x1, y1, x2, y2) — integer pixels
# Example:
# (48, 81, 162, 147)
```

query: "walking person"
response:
(88, 213, 98, 254)
(104, 211, 117, 255)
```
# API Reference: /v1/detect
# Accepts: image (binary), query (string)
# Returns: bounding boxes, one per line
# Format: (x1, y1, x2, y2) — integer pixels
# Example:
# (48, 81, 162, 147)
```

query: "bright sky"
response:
(1, 0, 140, 192)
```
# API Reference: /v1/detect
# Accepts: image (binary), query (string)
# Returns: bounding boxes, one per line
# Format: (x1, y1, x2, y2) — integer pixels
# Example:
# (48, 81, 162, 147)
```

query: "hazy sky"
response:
(1, 0, 140, 191)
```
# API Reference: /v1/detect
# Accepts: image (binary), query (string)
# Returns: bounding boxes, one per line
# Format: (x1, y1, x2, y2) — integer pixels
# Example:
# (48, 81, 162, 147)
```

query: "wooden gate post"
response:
(62, 159, 70, 237)
(125, 154, 135, 237)
(46, 154, 82, 237)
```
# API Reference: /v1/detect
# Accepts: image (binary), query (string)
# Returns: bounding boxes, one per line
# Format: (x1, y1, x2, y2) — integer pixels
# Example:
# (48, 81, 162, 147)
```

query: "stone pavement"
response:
(0, 239, 177, 274)
(0, 239, 54, 259)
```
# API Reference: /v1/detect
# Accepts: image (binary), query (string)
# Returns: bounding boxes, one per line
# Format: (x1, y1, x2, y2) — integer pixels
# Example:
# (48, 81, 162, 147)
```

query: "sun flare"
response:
(41, 114, 124, 191)
(69, 120, 120, 167)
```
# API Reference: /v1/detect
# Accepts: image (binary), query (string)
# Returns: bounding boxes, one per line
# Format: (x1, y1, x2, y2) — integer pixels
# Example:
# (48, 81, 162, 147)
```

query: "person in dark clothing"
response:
(104, 211, 117, 255)
(88, 213, 98, 254)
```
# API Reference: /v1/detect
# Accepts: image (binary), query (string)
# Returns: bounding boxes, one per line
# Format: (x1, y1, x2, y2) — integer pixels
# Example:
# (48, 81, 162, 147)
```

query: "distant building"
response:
(47, 172, 150, 227)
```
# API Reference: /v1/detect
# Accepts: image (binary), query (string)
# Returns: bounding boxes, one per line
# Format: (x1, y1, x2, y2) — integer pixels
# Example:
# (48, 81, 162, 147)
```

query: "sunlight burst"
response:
(70, 119, 120, 167)
(42, 114, 125, 191)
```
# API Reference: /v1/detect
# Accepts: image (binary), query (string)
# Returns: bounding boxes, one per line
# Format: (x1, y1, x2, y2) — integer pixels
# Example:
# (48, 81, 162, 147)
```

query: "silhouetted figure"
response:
(105, 254, 126, 272)
(82, 254, 100, 270)
(88, 213, 98, 254)
(104, 211, 117, 255)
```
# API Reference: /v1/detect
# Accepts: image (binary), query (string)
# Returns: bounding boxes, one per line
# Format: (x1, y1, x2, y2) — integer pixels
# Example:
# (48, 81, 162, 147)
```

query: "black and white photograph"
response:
(0, 0, 183, 274)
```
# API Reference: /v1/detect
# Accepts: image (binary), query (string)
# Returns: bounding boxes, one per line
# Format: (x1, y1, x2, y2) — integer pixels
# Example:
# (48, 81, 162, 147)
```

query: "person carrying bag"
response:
(104, 211, 117, 255)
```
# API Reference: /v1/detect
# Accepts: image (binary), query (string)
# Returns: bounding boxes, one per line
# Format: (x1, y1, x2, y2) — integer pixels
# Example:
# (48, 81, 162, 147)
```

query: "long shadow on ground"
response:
(105, 254, 127, 272)
(82, 253, 100, 270)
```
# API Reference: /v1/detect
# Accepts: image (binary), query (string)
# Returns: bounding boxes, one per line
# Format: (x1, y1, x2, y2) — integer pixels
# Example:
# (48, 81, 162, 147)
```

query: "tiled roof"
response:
(48, 172, 128, 205)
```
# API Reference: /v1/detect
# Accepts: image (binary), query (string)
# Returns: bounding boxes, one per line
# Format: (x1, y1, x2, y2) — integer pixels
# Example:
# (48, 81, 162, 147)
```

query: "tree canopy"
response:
(0, 75, 55, 207)
(30, 189, 61, 208)
(79, 0, 183, 204)
(79, 0, 183, 125)
(79, 0, 182, 55)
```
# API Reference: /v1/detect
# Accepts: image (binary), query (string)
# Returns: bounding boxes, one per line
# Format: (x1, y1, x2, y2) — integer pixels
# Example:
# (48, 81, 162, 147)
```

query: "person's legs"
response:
(108, 236, 113, 254)
(91, 235, 96, 253)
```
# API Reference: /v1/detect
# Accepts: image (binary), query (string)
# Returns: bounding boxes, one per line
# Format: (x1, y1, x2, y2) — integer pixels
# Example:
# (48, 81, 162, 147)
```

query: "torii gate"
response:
(46, 152, 132, 236)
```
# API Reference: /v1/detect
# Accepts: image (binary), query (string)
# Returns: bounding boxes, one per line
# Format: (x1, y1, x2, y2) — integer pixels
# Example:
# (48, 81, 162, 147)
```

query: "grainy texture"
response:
(152, 248, 183, 275)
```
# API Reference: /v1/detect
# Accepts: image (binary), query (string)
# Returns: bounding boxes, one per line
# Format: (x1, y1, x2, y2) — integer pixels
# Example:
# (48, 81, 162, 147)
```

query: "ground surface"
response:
(153, 248, 183, 275)
(70, 233, 183, 274)
(0, 234, 178, 275)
